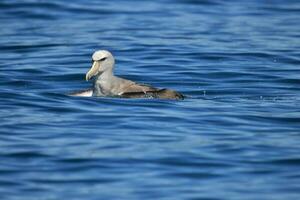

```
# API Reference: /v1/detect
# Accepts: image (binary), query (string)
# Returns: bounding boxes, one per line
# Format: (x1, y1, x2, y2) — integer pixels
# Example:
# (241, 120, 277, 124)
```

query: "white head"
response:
(86, 50, 115, 81)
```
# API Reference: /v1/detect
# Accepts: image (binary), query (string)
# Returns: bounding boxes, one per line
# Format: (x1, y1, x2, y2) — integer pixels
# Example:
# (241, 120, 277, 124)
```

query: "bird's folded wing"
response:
(119, 82, 158, 95)
(119, 82, 184, 100)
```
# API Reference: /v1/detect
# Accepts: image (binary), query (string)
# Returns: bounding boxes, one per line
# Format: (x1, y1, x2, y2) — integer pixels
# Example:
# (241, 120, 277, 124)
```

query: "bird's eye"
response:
(99, 57, 107, 61)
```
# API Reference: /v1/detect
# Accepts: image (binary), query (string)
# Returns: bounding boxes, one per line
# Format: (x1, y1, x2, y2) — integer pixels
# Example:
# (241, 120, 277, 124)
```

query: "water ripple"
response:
(0, 0, 300, 200)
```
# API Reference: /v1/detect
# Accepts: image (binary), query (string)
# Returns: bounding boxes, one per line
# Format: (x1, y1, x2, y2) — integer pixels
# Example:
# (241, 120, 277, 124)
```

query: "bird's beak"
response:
(86, 61, 100, 81)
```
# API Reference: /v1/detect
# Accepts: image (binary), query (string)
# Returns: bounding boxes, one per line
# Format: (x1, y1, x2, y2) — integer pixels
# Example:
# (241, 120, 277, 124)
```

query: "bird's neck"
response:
(93, 69, 115, 96)
(97, 69, 114, 81)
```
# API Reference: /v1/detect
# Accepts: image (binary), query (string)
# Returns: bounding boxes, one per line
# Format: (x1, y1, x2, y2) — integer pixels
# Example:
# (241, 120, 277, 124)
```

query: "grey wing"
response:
(119, 80, 158, 94)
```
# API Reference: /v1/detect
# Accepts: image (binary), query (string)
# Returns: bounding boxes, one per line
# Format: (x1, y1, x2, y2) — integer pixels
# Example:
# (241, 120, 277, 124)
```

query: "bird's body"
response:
(70, 50, 183, 100)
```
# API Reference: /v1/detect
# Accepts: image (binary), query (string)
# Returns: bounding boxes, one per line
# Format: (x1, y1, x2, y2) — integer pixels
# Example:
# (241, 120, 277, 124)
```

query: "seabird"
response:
(71, 50, 184, 100)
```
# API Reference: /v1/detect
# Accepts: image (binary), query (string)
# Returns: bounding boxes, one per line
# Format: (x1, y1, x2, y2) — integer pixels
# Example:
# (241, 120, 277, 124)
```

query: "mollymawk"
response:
(71, 50, 184, 100)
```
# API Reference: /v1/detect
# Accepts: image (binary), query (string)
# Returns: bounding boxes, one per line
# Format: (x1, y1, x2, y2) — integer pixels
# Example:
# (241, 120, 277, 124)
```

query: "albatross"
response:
(71, 50, 184, 100)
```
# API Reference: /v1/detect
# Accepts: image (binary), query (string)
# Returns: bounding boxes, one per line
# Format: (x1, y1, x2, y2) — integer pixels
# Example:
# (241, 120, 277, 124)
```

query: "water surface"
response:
(1, 0, 300, 199)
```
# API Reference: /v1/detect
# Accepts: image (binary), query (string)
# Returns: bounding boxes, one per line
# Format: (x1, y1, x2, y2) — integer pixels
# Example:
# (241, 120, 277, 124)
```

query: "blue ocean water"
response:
(1, 0, 300, 199)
